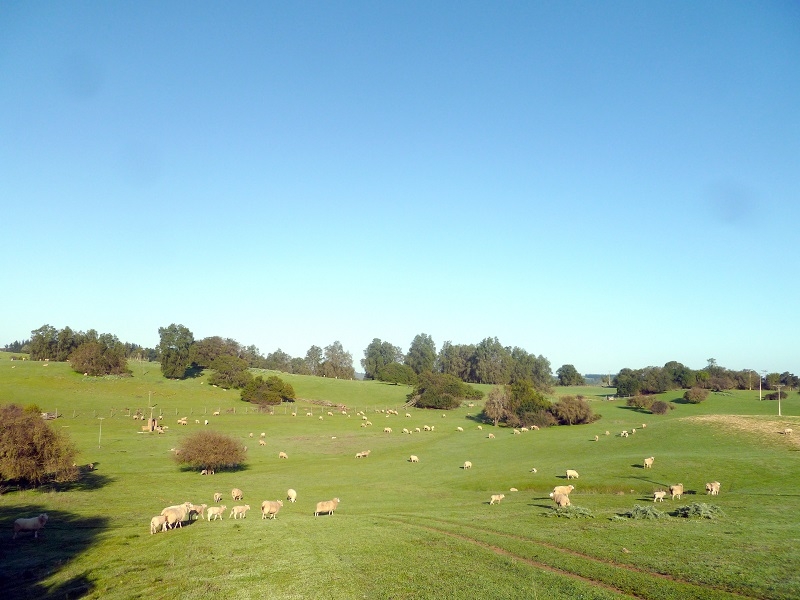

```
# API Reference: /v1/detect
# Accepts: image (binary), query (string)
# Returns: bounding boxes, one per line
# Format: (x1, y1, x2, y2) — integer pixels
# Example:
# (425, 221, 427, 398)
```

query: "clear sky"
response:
(2, 1, 798, 375)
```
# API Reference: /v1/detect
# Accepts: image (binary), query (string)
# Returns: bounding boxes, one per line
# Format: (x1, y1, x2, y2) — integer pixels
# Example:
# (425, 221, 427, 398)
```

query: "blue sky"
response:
(2, 1, 798, 375)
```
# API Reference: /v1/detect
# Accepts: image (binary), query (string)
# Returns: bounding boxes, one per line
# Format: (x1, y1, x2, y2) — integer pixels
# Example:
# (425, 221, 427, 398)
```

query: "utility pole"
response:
(775, 384, 785, 417)
(98, 417, 105, 449)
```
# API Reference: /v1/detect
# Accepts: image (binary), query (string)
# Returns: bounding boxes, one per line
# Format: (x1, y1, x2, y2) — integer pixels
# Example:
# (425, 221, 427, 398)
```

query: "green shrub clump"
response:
(626, 395, 654, 410)
(684, 387, 710, 404)
(650, 400, 673, 415)
(547, 506, 594, 519)
(619, 504, 668, 520)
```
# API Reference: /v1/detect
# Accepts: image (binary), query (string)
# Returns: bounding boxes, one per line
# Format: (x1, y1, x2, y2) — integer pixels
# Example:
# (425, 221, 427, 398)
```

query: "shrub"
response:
(650, 400, 673, 415)
(549, 396, 600, 425)
(684, 387, 709, 404)
(0, 404, 78, 487)
(626, 395, 654, 410)
(673, 503, 724, 519)
(377, 363, 418, 386)
(241, 375, 296, 405)
(408, 372, 483, 410)
(69, 341, 131, 376)
(174, 430, 246, 472)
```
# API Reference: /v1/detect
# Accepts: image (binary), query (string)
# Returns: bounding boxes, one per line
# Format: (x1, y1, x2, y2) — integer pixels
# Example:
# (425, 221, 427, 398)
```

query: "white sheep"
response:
(477, 425, 483, 430)
(594, 435, 599, 441)
(653, 491, 667, 502)
(490, 494, 505, 505)
(259, 438, 266, 446)
(463, 461, 472, 469)
(213, 492, 222, 503)
(150, 515, 167, 534)
(260, 432, 266, 438)
(261, 500, 283, 519)
(566, 469, 579, 479)
(207, 506, 226, 520)
(784, 428, 793, 435)
(457, 427, 464, 432)
(549, 492, 571, 507)
(230, 504, 251, 519)
(441, 413, 447, 418)
(513, 429, 520, 435)
(327, 411, 334, 417)
(249, 433, 254, 438)
(188, 503, 207, 520)
(414, 427, 421, 433)
(621, 430, 629, 438)
(383, 427, 392, 433)
(402, 428, 410, 434)
(705, 481, 721, 496)
(314, 497, 341, 517)
(409, 455, 419, 463)
(406, 413, 411, 418)
(13, 514, 49, 539)
(643, 456, 655, 469)
(161, 507, 185, 529)
(278, 451, 288, 459)
(231, 488, 244, 501)
(552, 485, 574, 496)
(605, 431, 610, 436)
(204, 419, 209, 425)
(423, 425, 431, 431)
(488, 433, 495, 439)
(287, 489, 297, 503)
(669, 483, 684, 500)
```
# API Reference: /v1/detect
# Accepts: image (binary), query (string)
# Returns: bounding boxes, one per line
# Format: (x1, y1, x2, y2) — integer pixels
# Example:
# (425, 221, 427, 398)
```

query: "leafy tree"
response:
(626, 395, 654, 410)
(264, 348, 293, 372)
(305, 345, 324, 376)
(482, 386, 508, 426)
(69, 341, 131, 376)
(0, 404, 78, 487)
(550, 396, 599, 425)
(556, 364, 585, 386)
(190, 336, 239, 369)
(408, 372, 483, 410)
(614, 369, 642, 397)
(290, 357, 311, 375)
(321, 341, 355, 379)
(405, 333, 437, 375)
(29, 324, 58, 360)
(780, 372, 799, 390)
(361, 338, 403, 380)
(208, 354, 252, 389)
(507, 379, 552, 427)
(436, 341, 475, 381)
(377, 363, 418, 386)
(241, 375, 296, 405)
(684, 387, 709, 404)
(173, 430, 246, 472)
(56, 326, 79, 361)
(473, 337, 512, 384)
(509, 347, 553, 392)
(765, 373, 781, 390)
(158, 324, 195, 379)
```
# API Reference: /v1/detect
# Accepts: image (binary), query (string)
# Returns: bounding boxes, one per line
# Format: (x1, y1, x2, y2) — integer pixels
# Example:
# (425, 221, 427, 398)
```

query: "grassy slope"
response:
(1, 353, 799, 599)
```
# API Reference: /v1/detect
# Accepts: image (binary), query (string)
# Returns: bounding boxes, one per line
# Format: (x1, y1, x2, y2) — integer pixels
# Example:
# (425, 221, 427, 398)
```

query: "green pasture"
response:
(1, 353, 799, 599)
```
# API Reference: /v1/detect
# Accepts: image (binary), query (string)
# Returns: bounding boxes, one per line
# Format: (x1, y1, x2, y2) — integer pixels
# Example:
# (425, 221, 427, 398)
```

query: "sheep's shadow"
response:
(0, 504, 109, 600)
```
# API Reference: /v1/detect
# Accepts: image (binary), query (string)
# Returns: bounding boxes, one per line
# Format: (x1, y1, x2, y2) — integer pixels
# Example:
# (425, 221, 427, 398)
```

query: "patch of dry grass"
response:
(685, 415, 800, 448)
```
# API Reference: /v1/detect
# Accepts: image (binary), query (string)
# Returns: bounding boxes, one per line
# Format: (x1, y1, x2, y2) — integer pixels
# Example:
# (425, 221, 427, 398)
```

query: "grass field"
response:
(1, 353, 799, 599)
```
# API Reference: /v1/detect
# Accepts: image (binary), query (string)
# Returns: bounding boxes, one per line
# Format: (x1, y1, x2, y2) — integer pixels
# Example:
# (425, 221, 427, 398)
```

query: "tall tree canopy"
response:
(321, 341, 355, 379)
(241, 375, 296, 405)
(361, 338, 403, 380)
(405, 333, 436, 375)
(408, 372, 483, 410)
(158, 324, 195, 379)
(556, 364, 585, 386)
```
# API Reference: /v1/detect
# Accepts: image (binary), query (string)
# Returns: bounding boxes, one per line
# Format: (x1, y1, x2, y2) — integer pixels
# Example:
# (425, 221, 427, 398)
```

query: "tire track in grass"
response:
(387, 515, 763, 600)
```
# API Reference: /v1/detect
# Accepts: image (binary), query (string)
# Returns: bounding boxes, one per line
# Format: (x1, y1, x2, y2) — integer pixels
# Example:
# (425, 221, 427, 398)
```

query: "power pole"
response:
(775, 384, 785, 417)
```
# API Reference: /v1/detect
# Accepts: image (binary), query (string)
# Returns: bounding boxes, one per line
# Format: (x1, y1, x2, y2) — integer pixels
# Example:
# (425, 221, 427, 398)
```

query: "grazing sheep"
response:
(477, 425, 483, 430)
(457, 427, 464, 432)
(327, 411, 334, 417)
(513, 429, 520, 435)
(150, 515, 167, 534)
(13, 514, 49, 539)
(488, 433, 495, 439)
(530, 468, 537, 473)
(621, 430, 629, 438)
(383, 427, 392, 433)
(204, 419, 209, 425)
(260, 432, 266, 438)
(669, 483, 684, 500)
(442, 413, 446, 418)
(510, 487, 518, 492)
(195, 419, 200, 424)
(784, 428, 793, 435)
(231, 488, 244, 501)
(261, 500, 283, 519)
(314, 498, 341, 517)
(463, 461, 472, 469)
(319, 416, 323, 420)
(531, 425, 540, 431)
(594, 435, 599, 441)
(306, 412, 313, 417)
(605, 431, 610, 436)
(552, 485, 574, 496)
(414, 427, 421, 433)
(653, 491, 667, 502)
(409, 455, 419, 463)
(161, 507, 185, 529)
(705, 481, 721, 496)
(188, 503, 207, 520)
(643, 456, 655, 469)
(278, 451, 288, 459)
(423, 425, 431, 431)
(249, 433, 253, 438)
(490, 494, 505, 505)
(230, 505, 251, 519)
(549, 492, 571, 507)
(212, 411, 220, 416)
(287, 489, 297, 503)
(259, 438, 266, 446)
(566, 469, 579, 479)
(402, 428, 410, 434)
(406, 413, 411, 418)
(207, 506, 226, 520)
(213, 492, 222, 503)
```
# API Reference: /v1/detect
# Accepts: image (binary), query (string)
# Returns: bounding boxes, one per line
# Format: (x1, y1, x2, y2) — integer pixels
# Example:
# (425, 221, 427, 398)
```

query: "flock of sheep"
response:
(150, 488, 341, 534)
